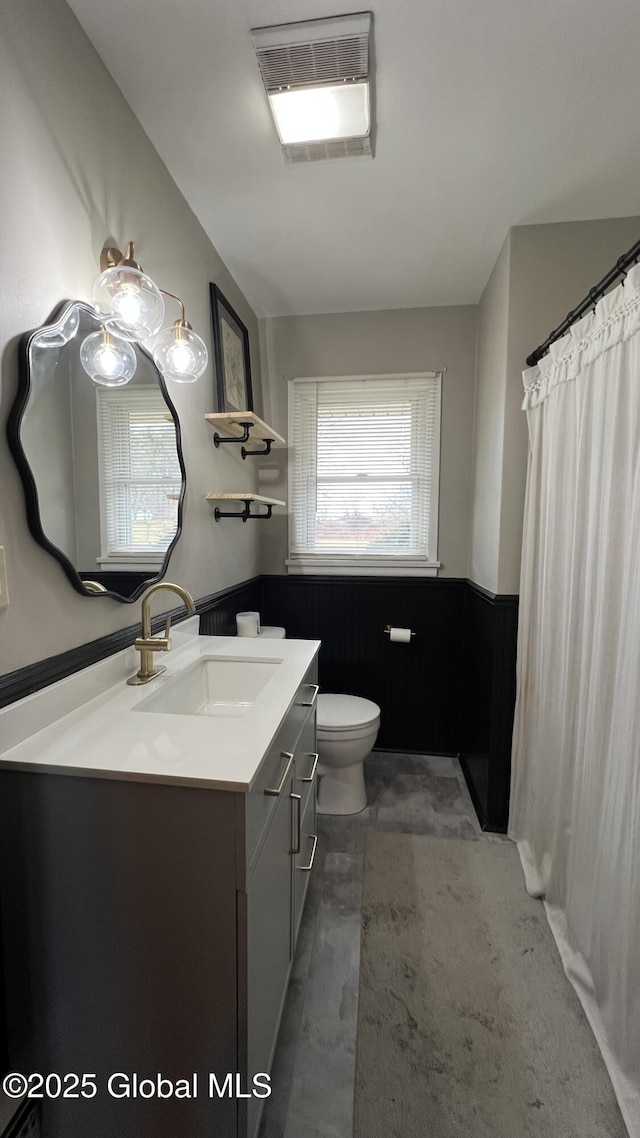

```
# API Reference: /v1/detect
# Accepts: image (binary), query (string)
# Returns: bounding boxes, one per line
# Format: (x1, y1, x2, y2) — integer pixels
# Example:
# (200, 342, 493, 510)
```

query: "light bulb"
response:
(80, 330, 137, 386)
(153, 324, 208, 384)
(167, 340, 195, 373)
(93, 265, 165, 342)
(111, 287, 146, 328)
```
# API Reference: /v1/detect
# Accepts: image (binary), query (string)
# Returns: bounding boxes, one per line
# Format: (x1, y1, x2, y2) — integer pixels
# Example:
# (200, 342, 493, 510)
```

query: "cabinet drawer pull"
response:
(297, 834, 318, 873)
(300, 752, 319, 782)
(265, 751, 294, 796)
(290, 792, 301, 854)
(300, 684, 320, 708)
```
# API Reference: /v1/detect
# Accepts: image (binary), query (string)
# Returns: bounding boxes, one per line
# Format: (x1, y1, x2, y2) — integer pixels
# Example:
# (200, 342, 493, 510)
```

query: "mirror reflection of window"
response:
(96, 388, 181, 569)
(12, 302, 185, 601)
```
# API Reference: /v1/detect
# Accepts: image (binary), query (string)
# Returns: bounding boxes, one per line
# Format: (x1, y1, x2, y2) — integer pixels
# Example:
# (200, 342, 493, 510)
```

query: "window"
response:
(287, 373, 441, 575)
(96, 387, 182, 565)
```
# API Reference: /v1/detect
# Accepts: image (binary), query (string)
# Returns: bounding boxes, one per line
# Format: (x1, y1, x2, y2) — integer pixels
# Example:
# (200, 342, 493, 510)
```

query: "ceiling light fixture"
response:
(252, 12, 373, 164)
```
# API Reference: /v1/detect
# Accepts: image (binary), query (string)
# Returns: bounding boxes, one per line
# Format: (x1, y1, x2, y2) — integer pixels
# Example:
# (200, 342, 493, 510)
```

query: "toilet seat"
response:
(317, 694, 380, 732)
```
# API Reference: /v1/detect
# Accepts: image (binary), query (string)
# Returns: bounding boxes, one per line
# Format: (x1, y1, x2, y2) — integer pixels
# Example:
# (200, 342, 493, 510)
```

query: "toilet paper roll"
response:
(236, 611, 260, 637)
(388, 626, 412, 643)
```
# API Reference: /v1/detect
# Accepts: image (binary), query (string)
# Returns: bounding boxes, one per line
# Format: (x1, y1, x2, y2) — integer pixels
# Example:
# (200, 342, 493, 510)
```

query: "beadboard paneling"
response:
(459, 583, 519, 831)
(261, 575, 467, 754)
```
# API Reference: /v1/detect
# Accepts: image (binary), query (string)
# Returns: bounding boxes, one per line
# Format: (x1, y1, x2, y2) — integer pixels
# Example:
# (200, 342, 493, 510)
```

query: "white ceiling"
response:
(67, 0, 640, 317)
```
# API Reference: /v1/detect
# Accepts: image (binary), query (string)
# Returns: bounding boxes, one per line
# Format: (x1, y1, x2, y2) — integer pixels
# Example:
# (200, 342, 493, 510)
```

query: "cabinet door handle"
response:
(290, 793, 301, 854)
(300, 752, 319, 782)
(297, 834, 318, 872)
(265, 751, 294, 796)
(301, 684, 320, 708)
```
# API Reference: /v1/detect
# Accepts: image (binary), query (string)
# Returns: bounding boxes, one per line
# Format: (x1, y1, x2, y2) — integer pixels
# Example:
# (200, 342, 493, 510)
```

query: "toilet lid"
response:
(317, 693, 380, 730)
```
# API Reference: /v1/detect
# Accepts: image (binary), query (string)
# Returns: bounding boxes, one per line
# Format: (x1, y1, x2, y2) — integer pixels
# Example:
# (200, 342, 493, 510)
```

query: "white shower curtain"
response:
(510, 263, 640, 1136)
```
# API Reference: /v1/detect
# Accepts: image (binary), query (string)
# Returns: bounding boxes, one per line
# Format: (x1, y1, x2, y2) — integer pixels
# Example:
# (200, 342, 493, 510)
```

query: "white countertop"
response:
(0, 629, 320, 792)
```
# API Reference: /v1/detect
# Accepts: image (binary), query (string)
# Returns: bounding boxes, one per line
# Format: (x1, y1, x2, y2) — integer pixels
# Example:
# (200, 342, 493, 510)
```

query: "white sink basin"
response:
(134, 656, 282, 717)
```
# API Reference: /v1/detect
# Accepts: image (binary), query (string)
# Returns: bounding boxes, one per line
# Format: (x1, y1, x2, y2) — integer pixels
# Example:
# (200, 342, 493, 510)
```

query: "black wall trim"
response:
(467, 579, 519, 606)
(0, 577, 260, 710)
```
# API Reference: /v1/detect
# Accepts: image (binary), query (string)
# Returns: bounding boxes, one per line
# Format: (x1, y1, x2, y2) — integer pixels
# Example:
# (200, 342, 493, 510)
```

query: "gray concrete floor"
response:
(259, 752, 499, 1138)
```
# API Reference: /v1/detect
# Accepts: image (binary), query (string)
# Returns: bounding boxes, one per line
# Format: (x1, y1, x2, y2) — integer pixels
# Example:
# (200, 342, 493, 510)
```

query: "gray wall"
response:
(0, 0, 263, 675)
(501, 217, 640, 593)
(469, 216, 640, 595)
(469, 234, 511, 593)
(259, 306, 478, 578)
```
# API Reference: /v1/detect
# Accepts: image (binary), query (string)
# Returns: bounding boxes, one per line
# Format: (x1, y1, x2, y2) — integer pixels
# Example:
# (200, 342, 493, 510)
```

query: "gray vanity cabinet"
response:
(245, 769, 294, 1138)
(292, 713, 319, 944)
(242, 676, 318, 1138)
(0, 657, 318, 1138)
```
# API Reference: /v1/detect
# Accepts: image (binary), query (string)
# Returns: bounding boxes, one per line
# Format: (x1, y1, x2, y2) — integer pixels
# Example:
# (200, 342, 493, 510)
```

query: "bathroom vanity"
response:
(0, 629, 319, 1138)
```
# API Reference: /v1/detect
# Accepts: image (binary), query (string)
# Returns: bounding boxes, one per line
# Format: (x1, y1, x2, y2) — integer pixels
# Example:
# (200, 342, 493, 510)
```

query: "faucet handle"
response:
(134, 635, 171, 652)
(164, 616, 172, 641)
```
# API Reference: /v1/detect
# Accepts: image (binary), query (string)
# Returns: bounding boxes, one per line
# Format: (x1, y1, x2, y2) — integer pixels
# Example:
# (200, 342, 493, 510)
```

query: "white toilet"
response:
(257, 628, 380, 816)
(316, 693, 380, 816)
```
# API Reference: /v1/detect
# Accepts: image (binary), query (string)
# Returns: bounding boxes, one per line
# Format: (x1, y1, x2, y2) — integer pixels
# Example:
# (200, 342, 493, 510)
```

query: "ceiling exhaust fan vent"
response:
(255, 32, 369, 90)
(252, 13, 373, 164)
(283, 135, 372, 164)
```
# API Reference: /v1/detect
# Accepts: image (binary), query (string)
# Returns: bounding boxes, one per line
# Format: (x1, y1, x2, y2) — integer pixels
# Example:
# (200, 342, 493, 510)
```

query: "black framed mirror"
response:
(7, 301, 186, 602)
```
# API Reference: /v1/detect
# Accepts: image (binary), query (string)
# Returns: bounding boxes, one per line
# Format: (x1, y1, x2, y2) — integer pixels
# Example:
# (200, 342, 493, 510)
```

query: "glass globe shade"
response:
(80, 331, 137, 386)
(93, 265, 165, 342)
(35, 305, 80, 347)
(153, 325, 208, 383)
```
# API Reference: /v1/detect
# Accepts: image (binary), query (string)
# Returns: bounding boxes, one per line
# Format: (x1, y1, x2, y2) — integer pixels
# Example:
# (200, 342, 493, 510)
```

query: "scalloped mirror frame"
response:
(6, 300, 187, 603)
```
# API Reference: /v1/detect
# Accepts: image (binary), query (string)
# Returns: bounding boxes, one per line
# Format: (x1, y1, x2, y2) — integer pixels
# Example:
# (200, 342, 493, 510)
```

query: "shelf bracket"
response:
(212, 421, 253, 448)
(214, 499, 274, 523)
(241, 438, 273, 459)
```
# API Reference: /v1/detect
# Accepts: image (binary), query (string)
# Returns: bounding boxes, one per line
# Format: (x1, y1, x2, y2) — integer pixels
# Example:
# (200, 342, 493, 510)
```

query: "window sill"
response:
(285, 558, 440, 577)
(96, 556, 165, 572)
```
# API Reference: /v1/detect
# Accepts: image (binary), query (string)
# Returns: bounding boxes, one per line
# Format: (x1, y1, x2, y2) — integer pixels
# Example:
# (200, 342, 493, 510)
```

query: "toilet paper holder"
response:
(384, 625, 416, 638)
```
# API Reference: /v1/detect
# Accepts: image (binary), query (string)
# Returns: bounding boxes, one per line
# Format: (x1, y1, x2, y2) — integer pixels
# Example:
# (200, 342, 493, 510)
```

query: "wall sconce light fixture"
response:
(80, 242, 209, 386)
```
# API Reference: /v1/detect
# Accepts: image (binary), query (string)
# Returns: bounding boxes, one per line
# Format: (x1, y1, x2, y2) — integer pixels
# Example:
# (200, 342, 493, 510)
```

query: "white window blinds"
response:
(288, 374, 441, 565)
(96, 387, 181, 558)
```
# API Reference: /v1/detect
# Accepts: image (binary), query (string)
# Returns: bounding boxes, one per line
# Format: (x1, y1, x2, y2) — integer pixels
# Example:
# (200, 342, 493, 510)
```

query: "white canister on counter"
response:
(236, 611, 260, 637)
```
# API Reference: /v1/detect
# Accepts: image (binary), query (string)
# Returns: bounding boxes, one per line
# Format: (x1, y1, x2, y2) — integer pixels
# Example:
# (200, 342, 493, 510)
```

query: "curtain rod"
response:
(526, 236, 640, 367)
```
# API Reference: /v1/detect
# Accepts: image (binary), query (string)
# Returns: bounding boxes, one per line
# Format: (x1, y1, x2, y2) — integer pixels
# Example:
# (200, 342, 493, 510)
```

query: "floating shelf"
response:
(206, 492, 286, 523)
(204, 412, 285, 458)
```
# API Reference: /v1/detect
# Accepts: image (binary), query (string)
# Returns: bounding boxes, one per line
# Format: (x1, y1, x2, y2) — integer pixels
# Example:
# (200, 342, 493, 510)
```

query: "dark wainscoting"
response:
(252, 574, 518, 832)
(1, 573, 518, 832)
(198, 578, 262, 636)
(0, 577, 260, 710)
(260, 575, 467, 754)
(459, 583, 519, 832)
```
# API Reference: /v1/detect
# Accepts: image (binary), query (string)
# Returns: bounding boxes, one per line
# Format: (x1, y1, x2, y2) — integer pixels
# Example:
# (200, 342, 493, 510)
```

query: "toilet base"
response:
(317, 761, 367, 816)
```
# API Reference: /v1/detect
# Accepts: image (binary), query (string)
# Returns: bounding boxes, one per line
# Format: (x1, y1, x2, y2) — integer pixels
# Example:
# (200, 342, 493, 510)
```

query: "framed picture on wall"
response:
(210, 283, 253, 413)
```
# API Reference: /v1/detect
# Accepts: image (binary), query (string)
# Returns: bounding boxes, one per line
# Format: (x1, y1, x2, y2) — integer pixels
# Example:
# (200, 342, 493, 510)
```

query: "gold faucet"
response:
(127, 582, 196, 686)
